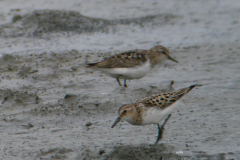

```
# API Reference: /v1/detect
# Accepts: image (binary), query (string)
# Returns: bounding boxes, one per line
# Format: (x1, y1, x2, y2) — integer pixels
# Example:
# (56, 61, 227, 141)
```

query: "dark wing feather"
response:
(87, 51, 148, 68)
(136, 85, 198, 110)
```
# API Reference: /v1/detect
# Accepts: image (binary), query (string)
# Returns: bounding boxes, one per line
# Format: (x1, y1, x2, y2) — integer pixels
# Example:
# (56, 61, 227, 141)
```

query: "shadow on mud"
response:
(105, 143, 237, 160)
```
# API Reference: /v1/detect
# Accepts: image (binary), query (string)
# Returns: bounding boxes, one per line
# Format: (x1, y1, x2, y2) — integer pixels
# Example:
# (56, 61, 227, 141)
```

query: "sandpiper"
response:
(87, 45, 178, 87)
(111, 84, 201, 145)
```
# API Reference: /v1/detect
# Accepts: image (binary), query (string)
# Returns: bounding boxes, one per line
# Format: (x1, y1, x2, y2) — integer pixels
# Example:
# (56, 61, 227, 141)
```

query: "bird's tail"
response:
(173, 84, 202, 100)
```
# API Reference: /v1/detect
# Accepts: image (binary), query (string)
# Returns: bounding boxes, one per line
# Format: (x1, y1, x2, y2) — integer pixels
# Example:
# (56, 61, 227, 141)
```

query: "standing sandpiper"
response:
(111, 84, 201, 145)
(87, 45, 178, 87)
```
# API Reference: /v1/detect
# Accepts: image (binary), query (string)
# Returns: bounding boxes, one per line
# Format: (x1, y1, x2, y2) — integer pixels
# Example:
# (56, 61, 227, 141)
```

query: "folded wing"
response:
(87, 51, 148, 68)
(137, 85, 198, 110)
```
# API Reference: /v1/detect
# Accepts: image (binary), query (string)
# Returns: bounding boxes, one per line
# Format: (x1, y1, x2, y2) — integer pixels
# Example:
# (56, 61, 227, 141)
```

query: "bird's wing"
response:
(87, 51, 148, 68)
(136, 85, 197, 110)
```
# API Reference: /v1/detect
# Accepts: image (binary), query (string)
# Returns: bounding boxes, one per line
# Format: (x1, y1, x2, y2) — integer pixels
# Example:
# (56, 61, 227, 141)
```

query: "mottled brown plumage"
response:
(136, 84, 196, 110)
(87, 45, 178, 87)
(87, 51, 148, 68)
(111, 84, 201, 145)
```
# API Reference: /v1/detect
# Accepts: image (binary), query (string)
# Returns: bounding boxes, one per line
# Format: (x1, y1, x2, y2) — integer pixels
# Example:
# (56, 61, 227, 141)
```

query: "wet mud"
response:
(0, 10, 178, 37)
(0, 0, 240, 160)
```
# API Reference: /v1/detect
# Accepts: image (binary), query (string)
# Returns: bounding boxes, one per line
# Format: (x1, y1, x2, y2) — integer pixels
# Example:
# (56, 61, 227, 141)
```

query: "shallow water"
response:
(0, 0, 240, 159)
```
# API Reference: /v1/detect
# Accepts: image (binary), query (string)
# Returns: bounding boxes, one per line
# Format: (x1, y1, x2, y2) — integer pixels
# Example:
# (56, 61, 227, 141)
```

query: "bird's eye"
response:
(123, 110, 127, 113)
(161, 51, 166, 54)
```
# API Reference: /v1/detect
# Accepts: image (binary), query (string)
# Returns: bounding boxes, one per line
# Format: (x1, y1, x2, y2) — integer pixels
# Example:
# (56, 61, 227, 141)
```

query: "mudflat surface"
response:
(0, 0, 240, 159)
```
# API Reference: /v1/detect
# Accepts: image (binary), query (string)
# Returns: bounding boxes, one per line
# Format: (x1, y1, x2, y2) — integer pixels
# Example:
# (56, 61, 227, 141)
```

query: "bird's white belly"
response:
(98, 61, 151, 79)
(142, 101, 180, 125)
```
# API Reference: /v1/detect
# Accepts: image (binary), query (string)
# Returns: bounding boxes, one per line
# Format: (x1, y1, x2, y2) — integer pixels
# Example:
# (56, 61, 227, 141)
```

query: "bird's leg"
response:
(154, 114, 171, 145)
(124, 79, 128, 88)
(154, 124, 163, 146)
(116, 76, 122, 86)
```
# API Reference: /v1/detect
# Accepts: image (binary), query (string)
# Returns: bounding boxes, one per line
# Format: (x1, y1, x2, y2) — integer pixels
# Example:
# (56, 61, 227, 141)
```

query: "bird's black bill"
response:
(111, 117, 121, 128)
(167, 55, 178, 63)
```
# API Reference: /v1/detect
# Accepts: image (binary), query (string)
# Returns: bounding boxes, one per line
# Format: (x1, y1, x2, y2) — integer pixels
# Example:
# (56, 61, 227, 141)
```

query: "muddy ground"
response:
(0, 0, 240, 160)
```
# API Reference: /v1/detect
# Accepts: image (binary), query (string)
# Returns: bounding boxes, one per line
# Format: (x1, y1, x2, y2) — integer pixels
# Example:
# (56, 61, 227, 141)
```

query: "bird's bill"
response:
(167, 55, 178, 63)
(111, 117, 121, 128)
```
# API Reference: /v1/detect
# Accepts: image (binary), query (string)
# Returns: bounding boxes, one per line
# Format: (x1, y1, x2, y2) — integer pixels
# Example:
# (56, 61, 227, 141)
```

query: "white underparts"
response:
(96, 60, 151, 79)
(142, 101, 181, 125)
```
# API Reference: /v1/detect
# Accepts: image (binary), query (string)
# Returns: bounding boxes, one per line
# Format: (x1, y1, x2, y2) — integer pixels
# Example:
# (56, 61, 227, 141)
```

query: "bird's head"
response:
(111, 104, 136, 128)
(150, 45, 178, 64)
